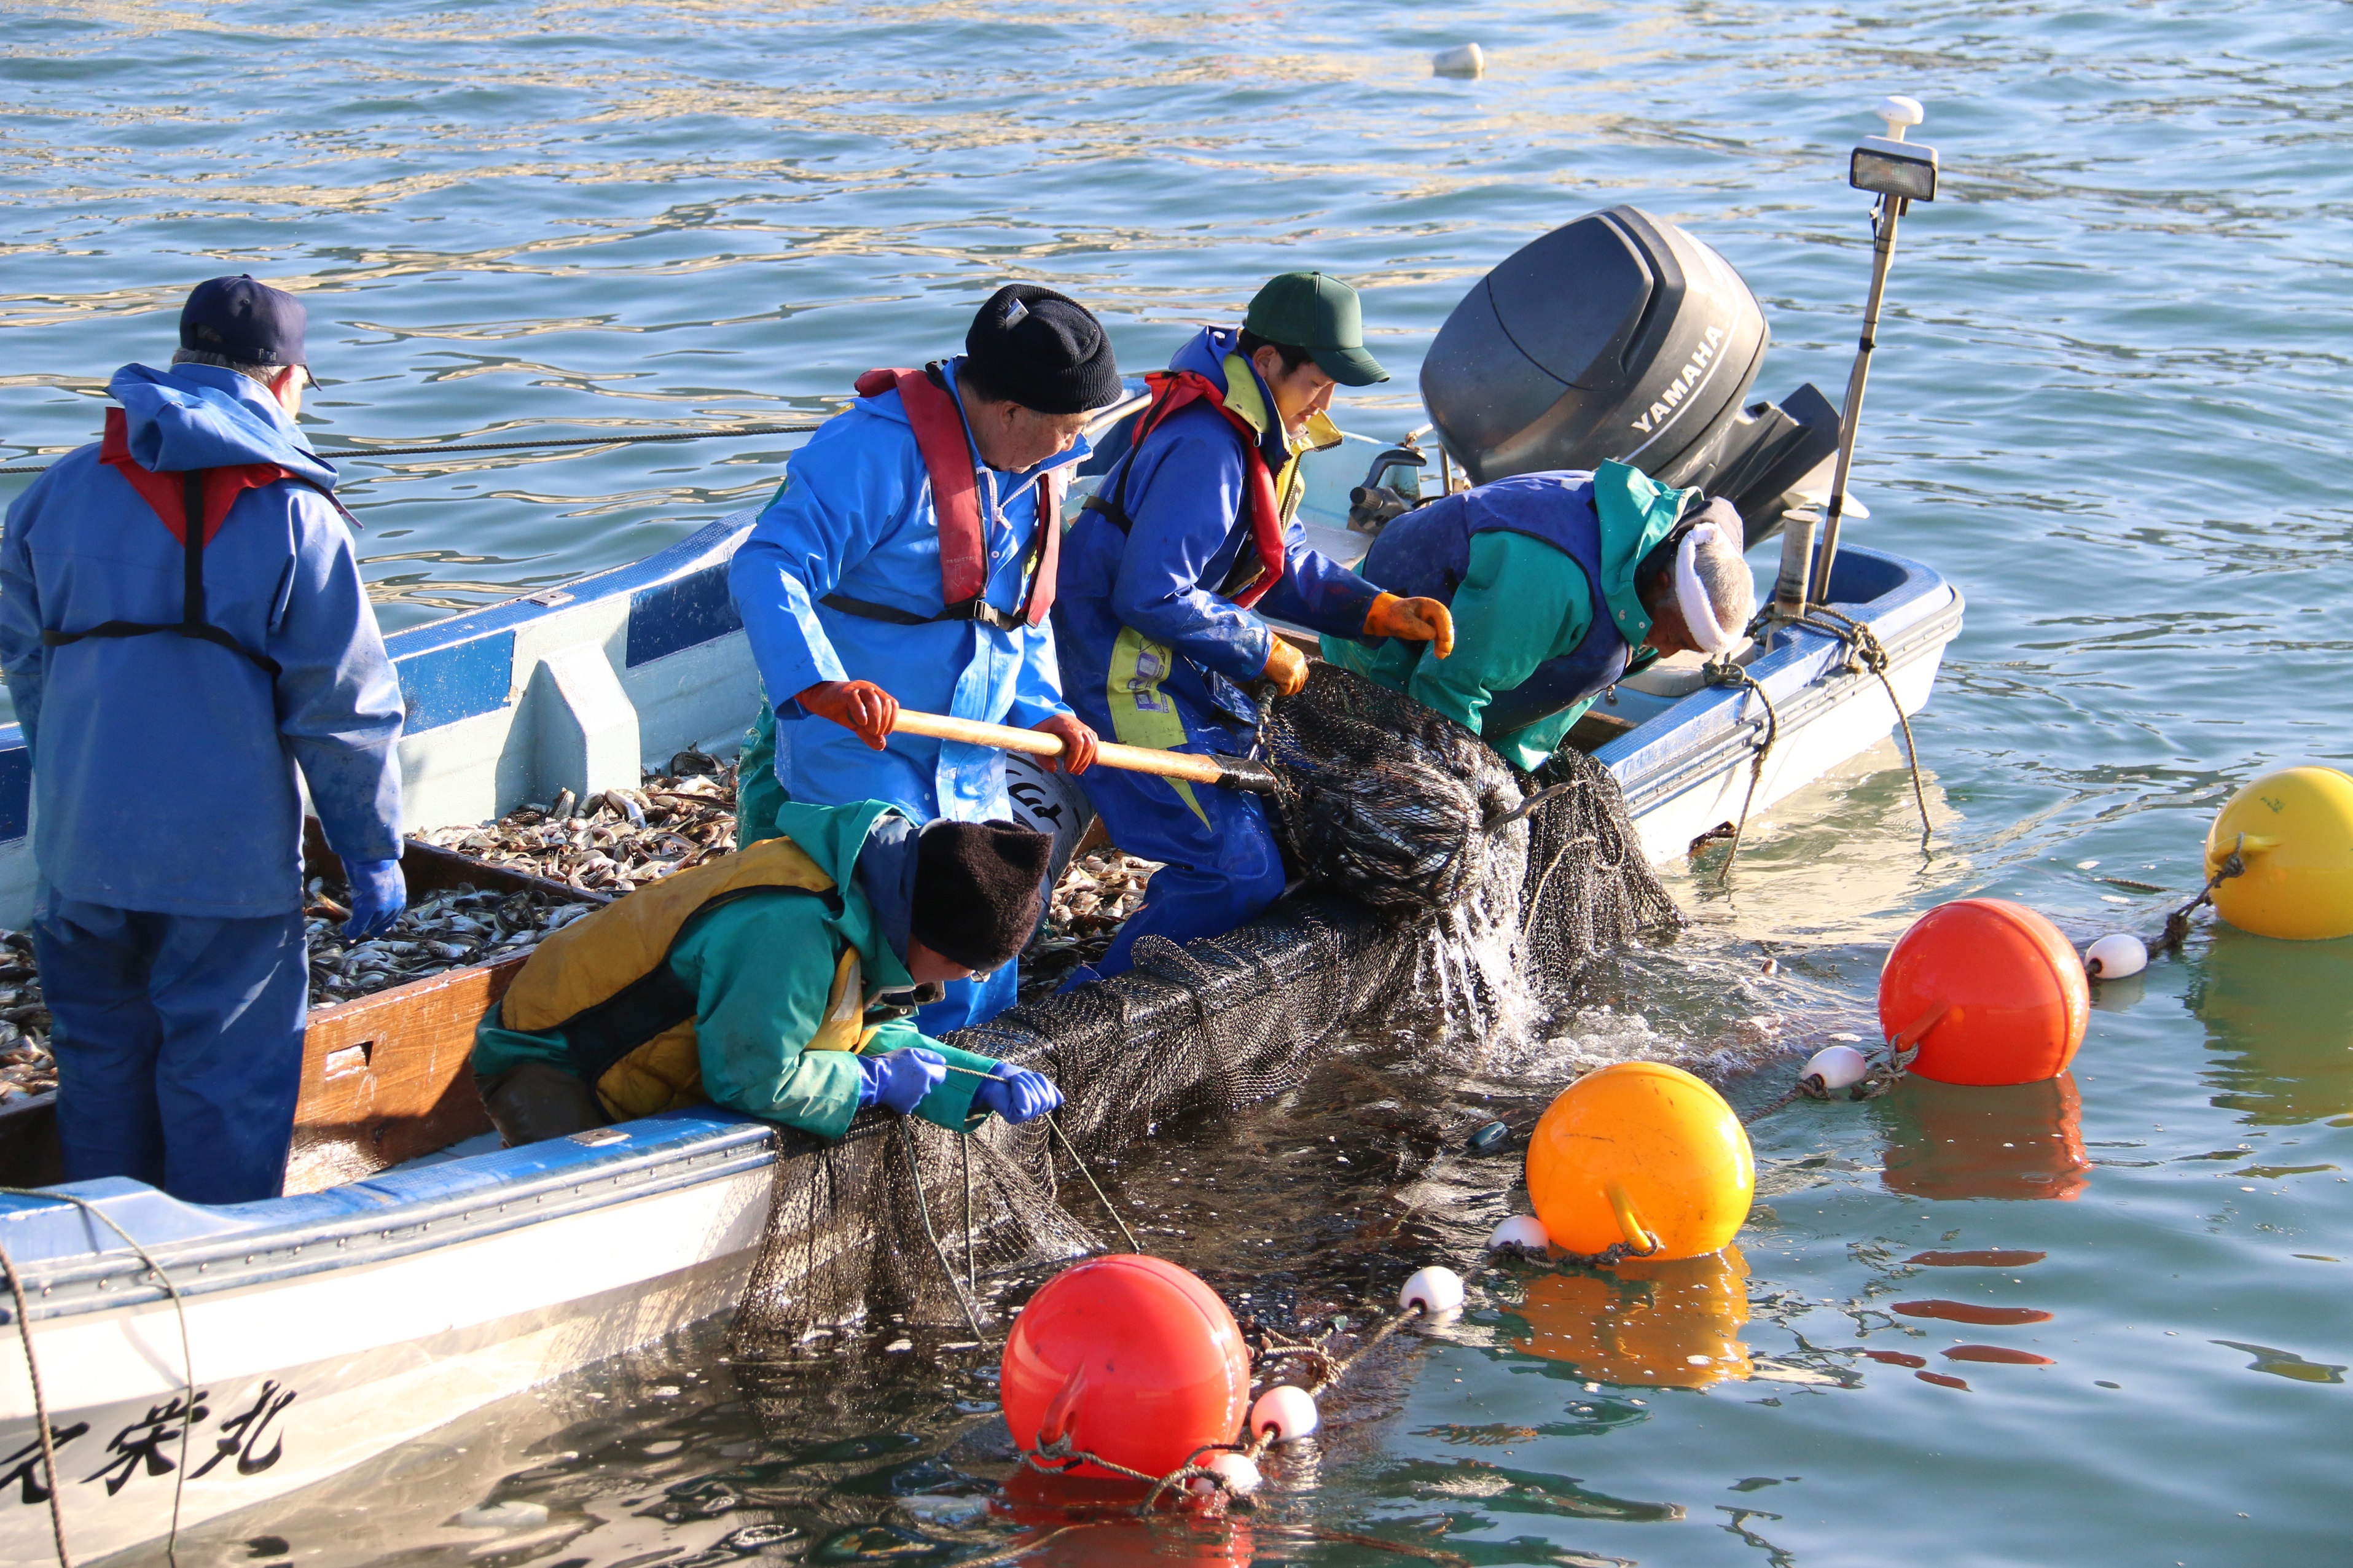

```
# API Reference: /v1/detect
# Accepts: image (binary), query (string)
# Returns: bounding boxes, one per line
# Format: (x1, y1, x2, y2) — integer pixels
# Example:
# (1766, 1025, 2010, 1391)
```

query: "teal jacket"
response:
(1321, 463, 1689, 770)
(474, 798, 997, 1138)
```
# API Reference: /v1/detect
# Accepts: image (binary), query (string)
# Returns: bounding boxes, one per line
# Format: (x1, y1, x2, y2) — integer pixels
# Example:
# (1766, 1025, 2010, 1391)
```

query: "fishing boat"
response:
(0, 168, 1961, 1561)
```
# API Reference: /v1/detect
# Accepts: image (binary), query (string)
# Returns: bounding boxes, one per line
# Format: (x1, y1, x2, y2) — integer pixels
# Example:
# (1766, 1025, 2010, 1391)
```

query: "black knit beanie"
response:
(910, 819, 1054, 972)
(964, 284, 1122, 415)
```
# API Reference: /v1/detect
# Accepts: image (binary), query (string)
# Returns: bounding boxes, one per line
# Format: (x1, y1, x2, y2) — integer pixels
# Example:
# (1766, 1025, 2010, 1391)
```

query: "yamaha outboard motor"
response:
(1420, 206, 1840, 545)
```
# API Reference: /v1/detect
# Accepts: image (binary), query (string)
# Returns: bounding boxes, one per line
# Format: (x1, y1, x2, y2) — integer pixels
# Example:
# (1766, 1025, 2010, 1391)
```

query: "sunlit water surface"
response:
(5, 1, 2352, 1564)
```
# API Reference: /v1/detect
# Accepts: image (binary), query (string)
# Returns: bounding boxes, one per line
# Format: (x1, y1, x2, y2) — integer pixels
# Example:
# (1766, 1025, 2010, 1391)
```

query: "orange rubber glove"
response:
(1363, 593, 1455, 659)
(1261, 634, 1310, 697)
(1031, 712, 1098, 774)
(795, 680, 898, 751)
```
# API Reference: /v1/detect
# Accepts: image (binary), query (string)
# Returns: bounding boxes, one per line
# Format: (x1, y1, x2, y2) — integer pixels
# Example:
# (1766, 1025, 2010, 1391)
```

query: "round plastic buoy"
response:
(1486, 1215, 1552, 1254)
(1192, 1452, 1261, 1497)
(2084, 933, 2148, 980)
(1524, 1063, 1753, 1262)
(1001, 1255, 1250, 1482)
(1801, 1045, 1871, 1093)
(1878, 900, 2088, 1086)
(1249, 1386, 1319, 1443)
(2207, 767, 2353, 940)
(1400, 1265, 1466, 1317)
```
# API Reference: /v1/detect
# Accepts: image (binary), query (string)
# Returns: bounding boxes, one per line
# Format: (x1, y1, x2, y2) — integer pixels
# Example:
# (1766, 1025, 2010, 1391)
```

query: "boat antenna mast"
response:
(1772, 95, 1940, 619)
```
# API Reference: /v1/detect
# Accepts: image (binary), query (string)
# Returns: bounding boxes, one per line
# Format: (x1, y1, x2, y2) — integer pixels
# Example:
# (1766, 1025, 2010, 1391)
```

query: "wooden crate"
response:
(283, 824, 608, 1194)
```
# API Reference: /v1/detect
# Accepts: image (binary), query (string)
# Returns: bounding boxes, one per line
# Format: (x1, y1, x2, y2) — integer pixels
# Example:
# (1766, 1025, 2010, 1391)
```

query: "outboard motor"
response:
(1420, 206, 1841, 545)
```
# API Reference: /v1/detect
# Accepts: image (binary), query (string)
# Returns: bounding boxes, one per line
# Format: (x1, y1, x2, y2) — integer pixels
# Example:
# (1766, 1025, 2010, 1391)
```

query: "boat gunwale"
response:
(1599, 545, 1961, 795)
(0, 1112, 788, 1319)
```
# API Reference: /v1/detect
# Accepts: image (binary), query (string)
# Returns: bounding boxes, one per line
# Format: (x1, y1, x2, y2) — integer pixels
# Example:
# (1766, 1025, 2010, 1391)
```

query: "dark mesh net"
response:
(1258, 666, 1529, 920)
(730, 663, 1679, 1347)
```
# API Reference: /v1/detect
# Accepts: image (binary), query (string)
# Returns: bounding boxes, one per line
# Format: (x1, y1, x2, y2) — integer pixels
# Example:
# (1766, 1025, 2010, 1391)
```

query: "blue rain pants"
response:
(33, 897, 308, 1204)
(1069, 754, 1288, 981)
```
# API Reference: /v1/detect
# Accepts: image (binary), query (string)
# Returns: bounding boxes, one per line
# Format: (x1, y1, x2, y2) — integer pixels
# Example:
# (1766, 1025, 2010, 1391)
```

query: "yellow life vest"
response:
(498, 835, 885, 1120)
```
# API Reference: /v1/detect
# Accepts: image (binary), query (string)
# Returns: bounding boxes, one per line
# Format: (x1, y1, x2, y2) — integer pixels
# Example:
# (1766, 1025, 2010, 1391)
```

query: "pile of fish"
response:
(0, 751, 1162, 1059)
(412, 754, 739, 895)
(305, 884, 594, 1008)
(1018, 848, 1161, 1000)
(0, 930, 53, 1103)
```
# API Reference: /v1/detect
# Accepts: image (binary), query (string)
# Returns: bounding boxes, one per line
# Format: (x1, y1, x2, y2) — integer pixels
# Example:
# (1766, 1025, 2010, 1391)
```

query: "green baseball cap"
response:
(1242, 271, 1388, 386)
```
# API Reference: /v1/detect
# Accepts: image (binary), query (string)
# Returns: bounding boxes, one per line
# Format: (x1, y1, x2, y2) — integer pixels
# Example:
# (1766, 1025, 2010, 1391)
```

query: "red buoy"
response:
(1001, 1255, 1250, 1482)
(1879, 899, 2088, 1086)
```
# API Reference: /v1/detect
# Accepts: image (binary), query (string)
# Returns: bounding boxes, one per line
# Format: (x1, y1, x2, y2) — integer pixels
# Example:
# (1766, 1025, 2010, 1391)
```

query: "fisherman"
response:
(1320, 465, 1757, 770)
(1051, 272, 1454, 976)
(472, 799, 1063, 1144)
(729, 285, 1122, 1031)
(0, 276, 405, 1205)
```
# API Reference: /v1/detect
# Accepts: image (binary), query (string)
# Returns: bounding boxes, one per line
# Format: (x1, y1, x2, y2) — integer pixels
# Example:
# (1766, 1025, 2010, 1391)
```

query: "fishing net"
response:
(1258, 665, 1530, 921)
(730, 663, 1679, 1346)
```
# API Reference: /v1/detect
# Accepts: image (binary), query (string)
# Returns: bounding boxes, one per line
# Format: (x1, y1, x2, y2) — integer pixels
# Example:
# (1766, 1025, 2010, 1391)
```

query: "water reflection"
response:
(1502, 1247, 1753, 1389)
(2190, 927, 2353, 1126)
(1878, 1074, 2091, 1201)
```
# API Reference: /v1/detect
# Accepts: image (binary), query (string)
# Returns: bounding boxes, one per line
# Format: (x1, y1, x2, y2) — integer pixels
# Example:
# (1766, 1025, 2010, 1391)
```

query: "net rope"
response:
(730, 665, 1681, 1346)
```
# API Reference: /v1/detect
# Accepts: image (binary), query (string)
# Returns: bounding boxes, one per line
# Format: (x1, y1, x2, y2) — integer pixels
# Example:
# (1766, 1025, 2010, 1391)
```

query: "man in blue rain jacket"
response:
(0, 277, 405, 1204)
(1052, 273, 1453, 977)
(729, 285, 1121, 1031)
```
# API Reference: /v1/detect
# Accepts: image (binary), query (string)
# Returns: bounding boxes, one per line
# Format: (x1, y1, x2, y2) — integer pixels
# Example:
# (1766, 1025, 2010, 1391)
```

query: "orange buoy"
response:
(1878, 899, 2088, 1086)
(1001, 1255, 1250, 1482)
(1524, 1062, 1753, 1262)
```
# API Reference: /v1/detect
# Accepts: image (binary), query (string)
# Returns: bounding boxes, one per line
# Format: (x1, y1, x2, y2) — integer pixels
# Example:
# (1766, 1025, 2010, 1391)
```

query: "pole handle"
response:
(890, 708, 1241, 789)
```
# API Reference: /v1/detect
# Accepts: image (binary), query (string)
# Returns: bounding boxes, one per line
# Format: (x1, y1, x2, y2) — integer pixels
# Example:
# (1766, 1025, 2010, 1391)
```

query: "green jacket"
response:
(1320, 462, 1689, 771)
(473, 797, 996, 1138)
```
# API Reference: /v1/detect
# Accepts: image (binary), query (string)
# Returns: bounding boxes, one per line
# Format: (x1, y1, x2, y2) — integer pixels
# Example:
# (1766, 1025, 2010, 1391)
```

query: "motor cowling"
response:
(1420, 206, 1839, 545)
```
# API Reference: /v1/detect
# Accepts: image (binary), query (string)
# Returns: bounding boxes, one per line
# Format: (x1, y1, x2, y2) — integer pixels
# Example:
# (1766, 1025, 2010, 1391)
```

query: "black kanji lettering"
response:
(1, 1423, 89, 1506)
(84, 1394, 209, 1497)
(192, 1381, 297, 1478)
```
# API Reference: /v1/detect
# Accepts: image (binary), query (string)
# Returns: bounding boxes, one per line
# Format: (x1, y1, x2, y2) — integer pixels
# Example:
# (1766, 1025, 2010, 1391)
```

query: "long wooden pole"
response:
(889, 708, 1278, 794)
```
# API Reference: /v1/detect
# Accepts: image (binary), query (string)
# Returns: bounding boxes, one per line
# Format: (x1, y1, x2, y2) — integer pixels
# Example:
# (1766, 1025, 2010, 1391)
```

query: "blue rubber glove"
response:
(857, 1048, 947, 1115)
(343, 858, 407, 940)
(970, 1062, 1063, 1125)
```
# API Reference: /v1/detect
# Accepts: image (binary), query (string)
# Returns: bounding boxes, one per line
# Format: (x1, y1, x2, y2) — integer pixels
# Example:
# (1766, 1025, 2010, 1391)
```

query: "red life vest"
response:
(1084, 367, 1287, 609)
(96, 407, 299, 543)
(37, 408, 305, 676)
(834, 364, 1061, 632)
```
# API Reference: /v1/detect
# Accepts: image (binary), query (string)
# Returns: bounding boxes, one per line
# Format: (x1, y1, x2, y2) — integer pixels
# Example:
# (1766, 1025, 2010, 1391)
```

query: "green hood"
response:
(1591, 458, 1701, 649)
(767, 797, 915, 989)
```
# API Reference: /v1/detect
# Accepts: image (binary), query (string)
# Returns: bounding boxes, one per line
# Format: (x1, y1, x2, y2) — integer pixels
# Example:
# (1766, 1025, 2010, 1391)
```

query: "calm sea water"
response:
(6, 1, 2353, 1564)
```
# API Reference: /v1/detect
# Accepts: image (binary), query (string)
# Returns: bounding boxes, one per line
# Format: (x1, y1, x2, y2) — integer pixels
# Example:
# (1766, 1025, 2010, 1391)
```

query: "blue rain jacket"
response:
(1054, 326, 1383, 754)
(728, 355, 1086, 824)
(0, 364, 403, 918)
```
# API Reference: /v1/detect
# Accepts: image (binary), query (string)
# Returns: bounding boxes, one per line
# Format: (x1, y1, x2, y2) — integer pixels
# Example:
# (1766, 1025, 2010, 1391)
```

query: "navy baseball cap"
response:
(179, 275, 307, 369)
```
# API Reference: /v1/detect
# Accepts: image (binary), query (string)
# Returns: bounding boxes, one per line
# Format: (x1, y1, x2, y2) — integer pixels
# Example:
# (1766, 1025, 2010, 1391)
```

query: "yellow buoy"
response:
(2207, 767, 2353, 941)
(1524, 1061, 1753, 1262)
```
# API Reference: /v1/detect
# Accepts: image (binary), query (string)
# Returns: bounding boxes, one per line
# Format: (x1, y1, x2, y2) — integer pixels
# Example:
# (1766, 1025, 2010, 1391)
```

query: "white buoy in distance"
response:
(2085, 933, 2148, 980)
(1485, 1215, 1552, 1254)
(1801, 1044, 1873, 1093)
(1251, 1385, 1320, 1443)
(1433, 43, 1485, 77)
(1400, 1265, 1466, 1318)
